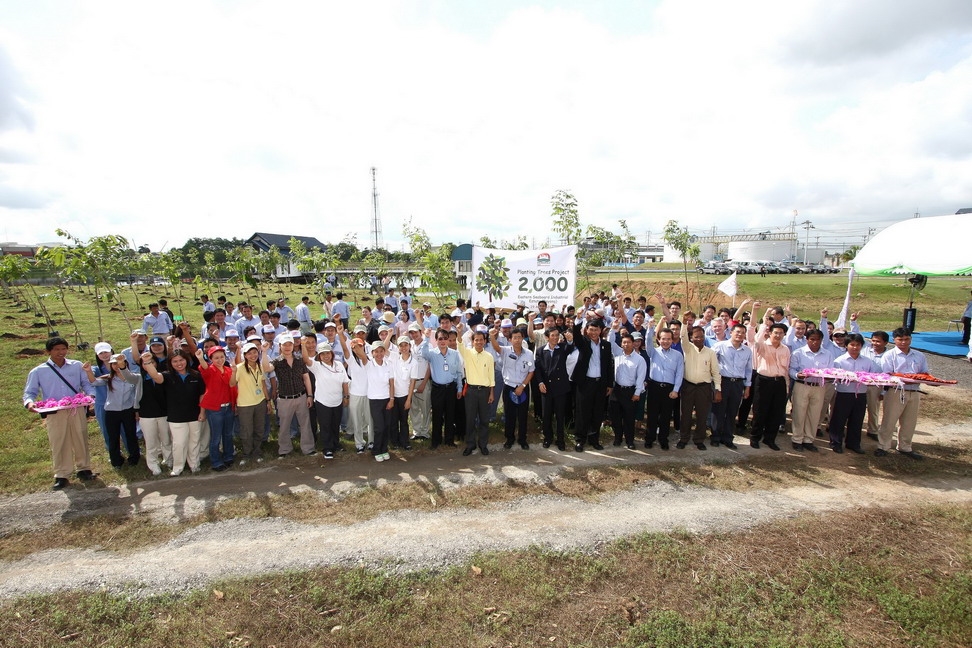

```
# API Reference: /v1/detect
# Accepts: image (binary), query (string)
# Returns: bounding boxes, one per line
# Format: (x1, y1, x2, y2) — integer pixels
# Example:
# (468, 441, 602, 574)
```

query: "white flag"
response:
(717, 272, 738, 297)
(834, 268, 855, 329)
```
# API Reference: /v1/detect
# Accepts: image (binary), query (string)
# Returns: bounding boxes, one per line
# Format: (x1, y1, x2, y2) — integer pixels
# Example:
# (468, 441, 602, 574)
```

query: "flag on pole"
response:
(717, 272, 738, 297)
(834, 268, 855, 329)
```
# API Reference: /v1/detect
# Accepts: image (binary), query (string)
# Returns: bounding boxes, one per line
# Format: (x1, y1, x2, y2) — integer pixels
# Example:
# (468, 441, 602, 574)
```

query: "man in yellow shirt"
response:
(458, 329, 495, 456)
(678, 327, 722, 449)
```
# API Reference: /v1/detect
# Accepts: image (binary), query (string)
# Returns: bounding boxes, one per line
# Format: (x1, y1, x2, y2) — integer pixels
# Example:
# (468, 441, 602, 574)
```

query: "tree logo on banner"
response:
(476, 253, 511, 301)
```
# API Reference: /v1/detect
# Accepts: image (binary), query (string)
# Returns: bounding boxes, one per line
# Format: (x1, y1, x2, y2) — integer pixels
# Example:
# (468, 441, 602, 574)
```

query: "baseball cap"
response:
(262, 324, 275, 333)
(501, 319, 513, 328)
(94, 342, 112, 355)
(408, 322, 422, 332)
(241, 342, 258, 354)
(353, 325, 368, 334)
(149, 336, 166, 347)
(225, 329, 239, 338)
(132, 328, 147, 336)
(277, 334, 294, 346)
(207, 346, 226, 358)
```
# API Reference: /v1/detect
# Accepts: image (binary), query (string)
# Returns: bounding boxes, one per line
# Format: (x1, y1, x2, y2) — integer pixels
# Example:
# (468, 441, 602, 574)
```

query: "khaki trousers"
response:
(47, 408, 91, 479)
(409, 386, 431, 437)
(866, 385, 882, 436)
(879, 390, 921, 452)
(139, 416, 172, 472)
(790, 382, 825, 444)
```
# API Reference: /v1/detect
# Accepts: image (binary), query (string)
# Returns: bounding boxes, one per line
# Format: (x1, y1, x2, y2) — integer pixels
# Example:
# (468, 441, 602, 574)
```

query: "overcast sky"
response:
(1, 0, 971, 254)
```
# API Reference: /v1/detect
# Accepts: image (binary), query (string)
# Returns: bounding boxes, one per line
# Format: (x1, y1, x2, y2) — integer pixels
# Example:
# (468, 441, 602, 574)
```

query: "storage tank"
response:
(726, 240, 794, 262)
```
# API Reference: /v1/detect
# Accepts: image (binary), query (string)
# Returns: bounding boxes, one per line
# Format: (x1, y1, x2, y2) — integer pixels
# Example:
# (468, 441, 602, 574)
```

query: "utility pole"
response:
(370, 167, 383, 251)
(800, 219, 814, 264)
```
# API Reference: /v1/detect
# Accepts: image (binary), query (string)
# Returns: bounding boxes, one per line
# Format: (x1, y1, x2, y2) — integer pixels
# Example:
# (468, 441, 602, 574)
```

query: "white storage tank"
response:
(727, 240, 794, 262)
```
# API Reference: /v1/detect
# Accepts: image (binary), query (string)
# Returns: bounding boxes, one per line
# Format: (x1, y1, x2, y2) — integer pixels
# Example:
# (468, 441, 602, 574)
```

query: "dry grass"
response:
(1, 503, 970, 647)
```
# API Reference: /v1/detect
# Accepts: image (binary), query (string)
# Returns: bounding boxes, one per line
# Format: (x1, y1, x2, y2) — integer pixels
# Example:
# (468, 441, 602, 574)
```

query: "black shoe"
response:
(750, 439, 760, 449)
(76, 469, 95, 481)
(803, 443, 819, 452)
(724, 441, 737, 450)
(52, 477, 69, 490)
(659, 442, 669, 450)
(866, 432, 879, 440)
(626, 444, 636, 450)
(816, 430, 824, 438)
(542, 441, 551, 448)
(612, 438, 623, 447)
(520, 443, 529, 450)
(503, 442, 513, 449)
(212, 465, 228, 472)
(791, 442, 804, 451)
(849, 447, 865, 454)
(644, 441, 654, 449)
(557, 443, 566, 451)
(445, 442, 457, 447)
(591, 443, 604, 450)
(479, 447, 490, 456)
(575, 443, 584, 452)
(874, 448, 888, 457)
(462, 447, 473, 456)
(127, 456, 140, 466)
(695, 443, 706, 450)
(430, 443, 440, 450)
(766, 442, 781, 451)
(711, 439, 721, 447)
(676, 441, 687, 449)
(831, 445, 843, 454)
(897, 449, 923, 460)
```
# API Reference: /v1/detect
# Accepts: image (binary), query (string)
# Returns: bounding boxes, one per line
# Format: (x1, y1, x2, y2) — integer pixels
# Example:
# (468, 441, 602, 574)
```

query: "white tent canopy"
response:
(852, 214, 972, 276)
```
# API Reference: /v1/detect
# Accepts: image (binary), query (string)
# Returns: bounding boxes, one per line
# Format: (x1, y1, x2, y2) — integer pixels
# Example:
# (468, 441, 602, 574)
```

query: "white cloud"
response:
(0, 0, 970, 252)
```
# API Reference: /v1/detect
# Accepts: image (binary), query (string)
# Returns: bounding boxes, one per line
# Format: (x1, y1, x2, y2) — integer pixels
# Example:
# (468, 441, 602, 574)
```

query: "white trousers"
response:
(168, 420, 201, 475)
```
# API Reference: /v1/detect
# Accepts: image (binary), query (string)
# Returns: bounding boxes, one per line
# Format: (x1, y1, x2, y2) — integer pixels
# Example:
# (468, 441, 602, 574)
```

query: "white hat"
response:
(277, 334, 294, 346)
(382, 312, 396, 323)
(94, 342, 112, 355)
(318, 342, 333, 353)
(132, 328, 147, 336)
(262, 324, 275, 333)
(407, 322, 422, 332)
(397, 336, 411, 346)
(378, 325, 392, 333)
(225, 329, 239, 337)
(324, 321, 337, 328)
(241, 342, 258, 354)
(370, 341, 385, 352)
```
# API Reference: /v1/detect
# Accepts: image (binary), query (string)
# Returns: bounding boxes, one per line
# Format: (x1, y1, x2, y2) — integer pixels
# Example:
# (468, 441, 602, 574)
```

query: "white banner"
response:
(717, 271, 738, 297)
(471, 245, 577, 310)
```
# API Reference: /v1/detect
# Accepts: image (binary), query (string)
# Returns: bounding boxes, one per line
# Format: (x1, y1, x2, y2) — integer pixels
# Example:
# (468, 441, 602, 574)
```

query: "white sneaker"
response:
(150, 467, 162, 476)
(169, 470, 181, 477)
(382, 452, 391, 461)
(375, 454, 385, 462)
(238, 459, 247, 467)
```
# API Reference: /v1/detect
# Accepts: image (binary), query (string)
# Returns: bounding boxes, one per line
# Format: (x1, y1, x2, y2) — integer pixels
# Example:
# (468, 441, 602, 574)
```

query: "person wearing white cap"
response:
(230, 342, 270, 465)
(102, 353, 142, 468)
(350, 339, 395, 461)
(83, 342, 114, 453)
(389, 336, 415, 450)
(302, 341, 349, 459)
(261, 334, 315, 457)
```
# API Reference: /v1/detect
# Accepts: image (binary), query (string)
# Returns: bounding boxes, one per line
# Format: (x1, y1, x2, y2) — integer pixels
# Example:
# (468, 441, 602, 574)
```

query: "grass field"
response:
(2, 272, 970, 495)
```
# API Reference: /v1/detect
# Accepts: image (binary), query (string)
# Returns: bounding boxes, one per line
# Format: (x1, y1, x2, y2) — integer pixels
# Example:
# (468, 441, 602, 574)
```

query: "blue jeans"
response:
(207, 405, 235, 468)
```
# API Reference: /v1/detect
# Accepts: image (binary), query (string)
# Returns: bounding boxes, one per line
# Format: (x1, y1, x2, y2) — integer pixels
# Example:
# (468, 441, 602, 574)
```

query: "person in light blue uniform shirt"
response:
(827, 333, 878, 454)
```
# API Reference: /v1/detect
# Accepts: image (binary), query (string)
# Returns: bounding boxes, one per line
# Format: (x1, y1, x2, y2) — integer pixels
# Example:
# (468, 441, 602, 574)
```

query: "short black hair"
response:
(871, 330, 889, 342)
(891, 327, 911, 339)
(46, 337, 69, 352)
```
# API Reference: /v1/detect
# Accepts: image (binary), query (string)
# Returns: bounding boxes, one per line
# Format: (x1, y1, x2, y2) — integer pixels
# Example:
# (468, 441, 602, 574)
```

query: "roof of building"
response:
(246, 233, 326, 254)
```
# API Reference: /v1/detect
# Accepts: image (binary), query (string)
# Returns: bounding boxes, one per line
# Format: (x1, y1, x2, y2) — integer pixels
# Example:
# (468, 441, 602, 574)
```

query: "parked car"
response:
(776, 262, 800, 274)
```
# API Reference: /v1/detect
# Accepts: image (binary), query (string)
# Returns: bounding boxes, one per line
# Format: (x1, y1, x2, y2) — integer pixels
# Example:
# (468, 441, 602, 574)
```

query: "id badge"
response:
(443, 363, 449, 372)
(255, 387, 262, 396)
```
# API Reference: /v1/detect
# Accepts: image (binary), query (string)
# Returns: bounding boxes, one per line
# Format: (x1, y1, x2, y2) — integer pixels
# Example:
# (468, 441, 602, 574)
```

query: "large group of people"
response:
(23, 286, 953, 490)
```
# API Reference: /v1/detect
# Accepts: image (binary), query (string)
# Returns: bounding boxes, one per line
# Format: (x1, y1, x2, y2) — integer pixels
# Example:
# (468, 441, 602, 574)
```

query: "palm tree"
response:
(839, 245, 862, 265)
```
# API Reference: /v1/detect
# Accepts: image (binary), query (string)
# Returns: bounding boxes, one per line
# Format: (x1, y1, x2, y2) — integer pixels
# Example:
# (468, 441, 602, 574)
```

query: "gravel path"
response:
(3, 473, 971, 599)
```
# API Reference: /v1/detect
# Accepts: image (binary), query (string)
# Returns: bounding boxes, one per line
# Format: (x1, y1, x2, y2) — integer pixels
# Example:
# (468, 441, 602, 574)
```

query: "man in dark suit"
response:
(534, 327, 575, 450)
(568, 316, 615, 451)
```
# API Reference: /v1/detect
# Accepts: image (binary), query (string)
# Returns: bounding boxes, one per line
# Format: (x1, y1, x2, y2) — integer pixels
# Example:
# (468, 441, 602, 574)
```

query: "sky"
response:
(1, 0, 971, 255)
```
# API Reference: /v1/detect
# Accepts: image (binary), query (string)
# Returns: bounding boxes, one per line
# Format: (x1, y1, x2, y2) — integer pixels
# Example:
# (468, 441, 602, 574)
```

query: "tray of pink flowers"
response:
(33, 394, 95, 413)
(798, 368, 906, 388)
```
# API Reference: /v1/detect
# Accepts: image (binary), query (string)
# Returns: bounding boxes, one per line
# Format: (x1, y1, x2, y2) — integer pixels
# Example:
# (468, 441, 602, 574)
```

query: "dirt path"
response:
(1, 419, 970, 599)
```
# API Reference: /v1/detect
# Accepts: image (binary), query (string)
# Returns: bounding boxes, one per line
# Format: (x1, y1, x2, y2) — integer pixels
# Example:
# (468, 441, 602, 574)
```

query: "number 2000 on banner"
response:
(518, 276, 569, 293)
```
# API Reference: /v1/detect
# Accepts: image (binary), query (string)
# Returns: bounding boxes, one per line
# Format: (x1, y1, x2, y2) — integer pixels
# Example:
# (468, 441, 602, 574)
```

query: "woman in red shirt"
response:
(195, 347, 237, 472)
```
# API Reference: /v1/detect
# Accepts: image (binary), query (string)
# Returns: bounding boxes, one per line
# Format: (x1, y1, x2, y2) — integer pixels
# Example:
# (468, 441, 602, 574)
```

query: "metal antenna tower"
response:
(370, 167, 383, 250)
